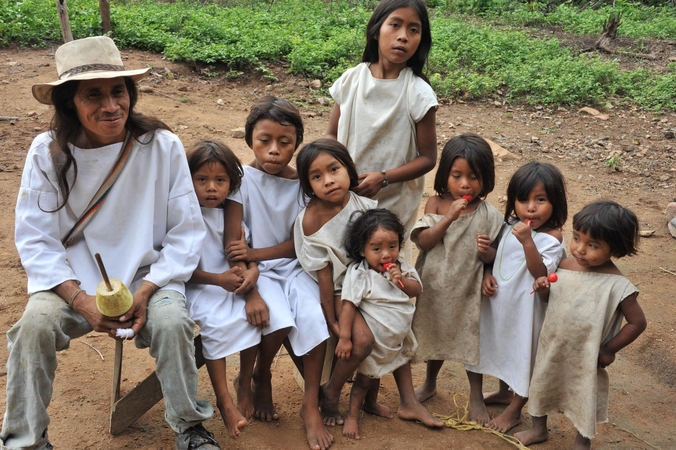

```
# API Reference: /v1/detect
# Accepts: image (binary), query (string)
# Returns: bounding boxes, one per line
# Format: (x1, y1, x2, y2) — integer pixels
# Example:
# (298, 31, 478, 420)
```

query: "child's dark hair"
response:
(187, 140, 243, 194)
(345, 209, 405, 262)
(296, 138, 360, 199)
(504, 161, 568, 230)
(245, 96, 304, 149)
(573, 200, 639, 257)
(434, 133, 495, 198)
(362, 0, 432, 83)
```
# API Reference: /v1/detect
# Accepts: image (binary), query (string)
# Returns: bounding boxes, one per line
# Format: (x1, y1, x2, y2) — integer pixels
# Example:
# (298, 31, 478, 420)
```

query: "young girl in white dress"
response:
(337, 209, 444, 440)
(516, 201, 646, 450)
(410, 134, 504, 423)
(185, 141, 257, 439)
(465, 162, 568, 432)
(326, 0, 438, 251)
(293, 139, 384, 426)
(223, 97, 332, 450)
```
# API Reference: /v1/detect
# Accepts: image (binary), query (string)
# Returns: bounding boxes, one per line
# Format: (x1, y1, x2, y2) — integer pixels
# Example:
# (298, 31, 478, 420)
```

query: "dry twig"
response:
(659, 267, 676, 277)
(78, 339, 104, 360)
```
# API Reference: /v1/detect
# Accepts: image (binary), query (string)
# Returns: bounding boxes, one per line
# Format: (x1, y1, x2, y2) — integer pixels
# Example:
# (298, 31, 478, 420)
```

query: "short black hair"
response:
(296, 138, 359, 200)
(434, 133, 495, 198)
(573, 200, 639, 257)
(245, 96, 304, 149)
(187, 140, 243, 194)
(504, 161, 568, 230)
(345, 208, 405, 262)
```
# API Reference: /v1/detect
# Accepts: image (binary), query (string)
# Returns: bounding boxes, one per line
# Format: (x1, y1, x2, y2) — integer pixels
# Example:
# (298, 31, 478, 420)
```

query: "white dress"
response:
(228, 166, 328, 356)
(465, 222, 566, 397)
(330, 63, 438, 234)
(185, 207, 261, 360)
(294, 191, 377, 294)
(341, 258, 420, 378)
(528, 270, 638, 439)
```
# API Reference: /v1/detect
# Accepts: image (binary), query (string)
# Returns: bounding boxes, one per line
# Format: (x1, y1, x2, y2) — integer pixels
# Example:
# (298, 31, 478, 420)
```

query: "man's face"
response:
(73, 77, 130, 148)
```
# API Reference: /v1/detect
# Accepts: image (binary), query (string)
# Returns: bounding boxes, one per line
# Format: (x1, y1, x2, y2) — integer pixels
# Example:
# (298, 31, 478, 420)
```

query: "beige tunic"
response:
(528, 269, 638, 439)
(342, 258, 420, 378)
(410, 201, 503, 365)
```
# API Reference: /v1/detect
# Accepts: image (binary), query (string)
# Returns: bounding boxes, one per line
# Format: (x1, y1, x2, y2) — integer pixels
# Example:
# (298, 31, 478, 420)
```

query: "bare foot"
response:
(573, 432, 591, 450)
(301, 404, 334, 450)
(414, 381, 436, 403)
(362, 400, 393, 419)
(320, 383, 344, 426)
(397, 402, 444, 428)
(342, 414, 361, 440)
(483, 389, 514, 405)
(469, 396, 491, 426)
(234, 375, 254, 420)
(487, 409, 521, 433)
(514, 428, 549, 446)
(252, 372, 279, 421)
(220, 403, 248, 439)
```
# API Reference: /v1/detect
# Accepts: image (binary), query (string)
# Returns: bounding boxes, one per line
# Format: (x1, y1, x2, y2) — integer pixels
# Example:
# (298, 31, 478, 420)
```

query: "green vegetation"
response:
(1, 0, 675, 110)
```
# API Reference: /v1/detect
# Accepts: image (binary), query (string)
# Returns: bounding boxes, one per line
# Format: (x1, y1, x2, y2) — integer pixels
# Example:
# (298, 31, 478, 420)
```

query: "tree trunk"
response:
(56, 0, 73, 43)
(580, 12, 621, 54)
(100, 0, 112, 36)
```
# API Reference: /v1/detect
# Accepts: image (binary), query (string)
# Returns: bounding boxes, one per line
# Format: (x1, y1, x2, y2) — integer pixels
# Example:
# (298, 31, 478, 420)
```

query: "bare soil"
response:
(0, 44, 675, 450)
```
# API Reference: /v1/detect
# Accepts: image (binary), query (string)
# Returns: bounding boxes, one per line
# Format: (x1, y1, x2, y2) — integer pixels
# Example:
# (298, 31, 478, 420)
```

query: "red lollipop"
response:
(383, 262, 405, 288)
(462, 195, 473, 201)
(547, 273, 558, 283)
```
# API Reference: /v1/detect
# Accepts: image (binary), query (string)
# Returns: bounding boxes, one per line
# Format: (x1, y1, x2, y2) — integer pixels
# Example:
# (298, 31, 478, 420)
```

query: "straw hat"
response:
(32, 36, 150, 105)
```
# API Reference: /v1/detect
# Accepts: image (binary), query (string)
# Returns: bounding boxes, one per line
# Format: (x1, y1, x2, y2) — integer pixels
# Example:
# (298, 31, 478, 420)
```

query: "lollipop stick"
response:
(95, 253, 113, 292)
(383, 262, 405, 288)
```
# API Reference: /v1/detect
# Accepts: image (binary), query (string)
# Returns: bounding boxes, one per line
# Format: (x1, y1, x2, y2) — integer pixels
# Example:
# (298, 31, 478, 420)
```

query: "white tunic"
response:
(294, 191, 377, 294)
(185, 208, 261, 360)
(342, 258, 420, 378)
(465, 223, 566, 397)
(330, 63, 438, 234)
(15, 130, 204, 295)
(228, 166, 328, 355)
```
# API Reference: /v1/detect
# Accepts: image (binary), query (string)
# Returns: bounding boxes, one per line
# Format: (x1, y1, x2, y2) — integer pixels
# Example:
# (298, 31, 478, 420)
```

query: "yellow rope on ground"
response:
(433, 393, 531, 450)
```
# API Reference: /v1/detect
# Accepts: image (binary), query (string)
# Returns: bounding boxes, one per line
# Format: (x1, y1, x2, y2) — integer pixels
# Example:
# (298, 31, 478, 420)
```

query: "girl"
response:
(337, 209, 444, 440)
(465, 161, 568, 432)
(223, 97, 332, 450)
(326, 0, 438, 253)
(516, 201, 646, 450)
(410, 134, 504, 424)
(184, 141, 257, 439)
(294, 139, 384, 427)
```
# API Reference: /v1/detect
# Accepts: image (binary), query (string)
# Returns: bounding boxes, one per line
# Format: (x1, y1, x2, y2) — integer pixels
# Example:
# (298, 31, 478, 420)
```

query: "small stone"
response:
(26, 111, 37, 117)
(665, 131, 674, 139)
(138, 85, 153, 93)
(309, 79, 322, 90)
(216, 99, 225, 106)
(659, 175, 671, 182)
(231, 127, 245, 139)
(318, 97, 327, 106)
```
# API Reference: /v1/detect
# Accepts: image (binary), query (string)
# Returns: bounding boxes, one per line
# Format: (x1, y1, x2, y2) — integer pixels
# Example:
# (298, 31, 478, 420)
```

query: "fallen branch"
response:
(659, 267, 676, 277)
(78, 339, 104, 360)
(0, 116, 19, 121)
(580, 12, 621, 54)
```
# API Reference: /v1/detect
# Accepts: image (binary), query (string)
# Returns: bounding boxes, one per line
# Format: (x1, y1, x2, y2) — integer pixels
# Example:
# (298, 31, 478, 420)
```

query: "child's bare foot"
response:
(320, 383, 344, 426)
(573, 432, 591, 450)
(342, 414, 361, 440)
(234, 375, 254, 419)
(487, 409, 521, 433)
(300, 404, 334, 450)
(220, 403, 248, 439)
(414, 380, 437, 403)
(483, 389, 514, 405)
(397, 402, 444, 428)
(362, 400, 393, 419)
(514, 428, 549, 446)
(469, 396, 491, 426)
(252, 372, 279, 421)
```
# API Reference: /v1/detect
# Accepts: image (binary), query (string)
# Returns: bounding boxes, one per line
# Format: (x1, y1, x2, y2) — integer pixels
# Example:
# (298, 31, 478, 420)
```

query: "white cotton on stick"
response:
(116, 328, 135, 339)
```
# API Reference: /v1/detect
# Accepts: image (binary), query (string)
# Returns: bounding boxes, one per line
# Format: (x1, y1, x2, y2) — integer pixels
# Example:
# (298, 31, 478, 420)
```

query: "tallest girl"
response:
(326, 0, 438, 250)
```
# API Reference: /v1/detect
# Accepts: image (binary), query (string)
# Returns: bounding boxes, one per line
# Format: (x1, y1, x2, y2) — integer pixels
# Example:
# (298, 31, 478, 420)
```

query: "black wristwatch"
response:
(381, 170, 389, 188)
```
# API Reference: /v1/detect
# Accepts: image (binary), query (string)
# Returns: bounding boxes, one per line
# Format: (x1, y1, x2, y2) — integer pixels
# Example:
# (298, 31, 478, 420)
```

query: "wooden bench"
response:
(109, 335, 205, 435)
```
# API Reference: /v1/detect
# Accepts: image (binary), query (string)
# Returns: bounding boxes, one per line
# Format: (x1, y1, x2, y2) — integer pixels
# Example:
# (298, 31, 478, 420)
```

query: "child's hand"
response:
(598, 345, 616, 369)
(335, 337, 353, 360)
(445, 198, 467, 222)
(532, 276, 551, 294)
(235, 264, 259, 295)
(476, 233, 491, 254)
(226, 225, 254, 263)
(353, 172, 383, 198)
(482, 274, 498, 297)
(512, 221, 533, 244)
(219, 267, 244, 292)
(244, 295, 269, 328)
(385, 262, 403, 288)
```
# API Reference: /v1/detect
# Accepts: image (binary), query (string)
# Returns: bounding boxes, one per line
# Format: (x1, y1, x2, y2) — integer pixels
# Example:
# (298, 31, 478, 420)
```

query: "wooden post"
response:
(56, 0, 73, 42)
(99, 0, 112, 36)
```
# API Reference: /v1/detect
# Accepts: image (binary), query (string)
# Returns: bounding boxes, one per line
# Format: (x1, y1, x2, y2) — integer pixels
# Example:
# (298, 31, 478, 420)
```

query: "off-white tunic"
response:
(228, 166, 328, 356)
(411, 201, 503, 365)
(15, 130, 204, 294)
(528, 269, 637, 439)
(294, 192, 377, 294)
(342, 258, 420, 378)
(330, 63, 438, 234)
(465, 223, 566, 397)
(185, 208, 261, 360)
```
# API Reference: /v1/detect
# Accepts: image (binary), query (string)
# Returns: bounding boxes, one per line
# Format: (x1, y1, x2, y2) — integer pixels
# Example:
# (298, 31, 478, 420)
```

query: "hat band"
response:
(60, 63, 126, 80)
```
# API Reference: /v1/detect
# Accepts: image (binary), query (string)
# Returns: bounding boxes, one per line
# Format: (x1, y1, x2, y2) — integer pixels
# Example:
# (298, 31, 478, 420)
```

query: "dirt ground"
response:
(0, 44, 675, 450)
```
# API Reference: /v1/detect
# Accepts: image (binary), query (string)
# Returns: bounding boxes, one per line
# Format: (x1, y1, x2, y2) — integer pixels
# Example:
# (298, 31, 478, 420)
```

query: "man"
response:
(1, 36, 219, 450)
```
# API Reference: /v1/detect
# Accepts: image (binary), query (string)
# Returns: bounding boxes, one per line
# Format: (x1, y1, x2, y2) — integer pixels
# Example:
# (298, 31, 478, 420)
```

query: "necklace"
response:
(497, 223, 538, 281)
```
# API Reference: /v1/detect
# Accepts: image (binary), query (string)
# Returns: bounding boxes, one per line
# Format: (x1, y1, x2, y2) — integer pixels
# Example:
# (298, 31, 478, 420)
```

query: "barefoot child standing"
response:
(516, 200, 647, 450)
